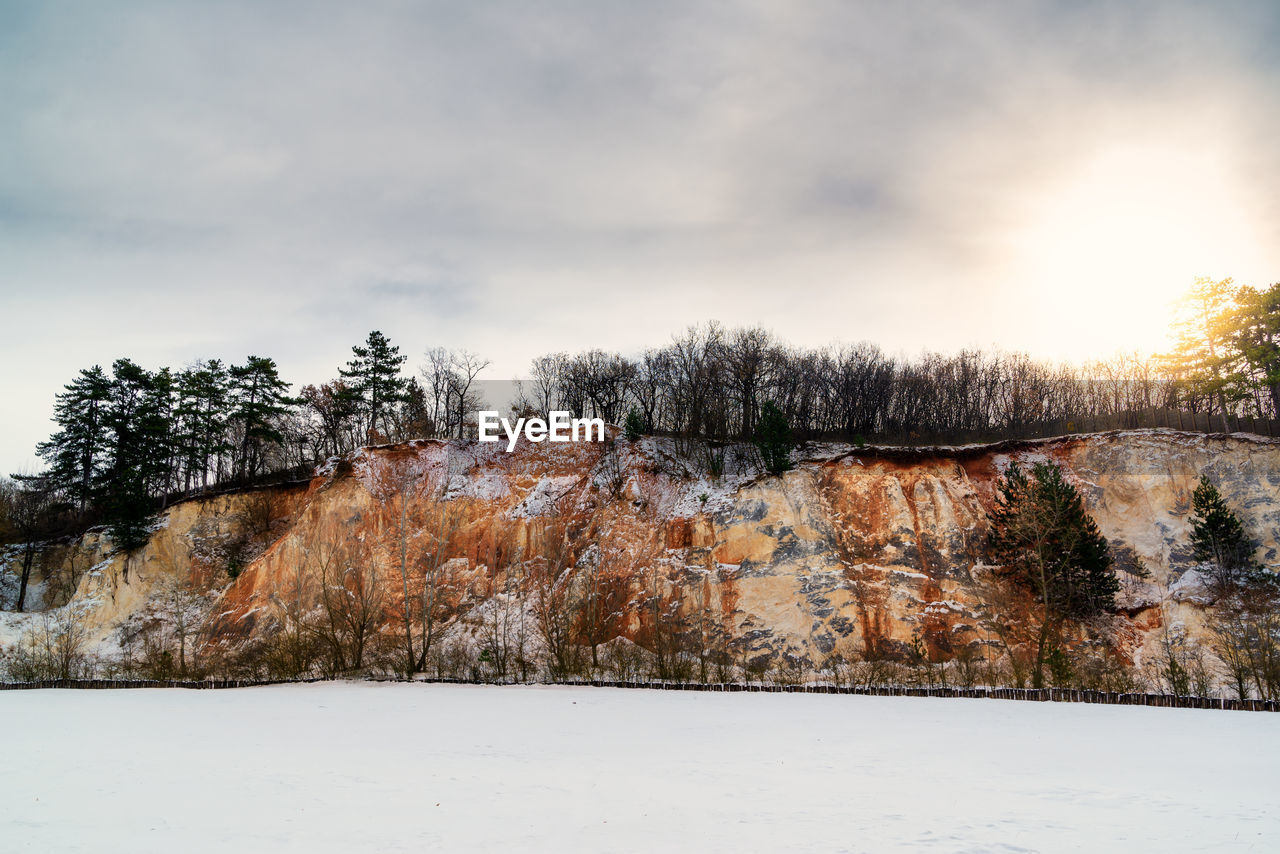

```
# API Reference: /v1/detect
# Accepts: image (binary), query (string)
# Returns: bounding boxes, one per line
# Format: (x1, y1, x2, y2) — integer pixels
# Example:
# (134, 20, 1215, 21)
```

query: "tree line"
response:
(7, 276, 1278, 555)
(518, 278, 1279, 443)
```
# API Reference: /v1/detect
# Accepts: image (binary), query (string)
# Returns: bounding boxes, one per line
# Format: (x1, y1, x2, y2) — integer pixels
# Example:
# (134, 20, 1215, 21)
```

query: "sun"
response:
(998, 143, 1272, 361)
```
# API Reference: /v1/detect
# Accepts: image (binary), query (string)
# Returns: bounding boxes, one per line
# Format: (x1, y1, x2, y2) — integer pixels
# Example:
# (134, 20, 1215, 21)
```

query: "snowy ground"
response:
(2, 684, 1276, 853)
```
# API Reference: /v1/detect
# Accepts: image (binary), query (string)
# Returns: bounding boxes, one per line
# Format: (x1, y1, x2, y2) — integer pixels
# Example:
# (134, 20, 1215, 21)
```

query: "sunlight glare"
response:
(1002, 144, 1269, 360)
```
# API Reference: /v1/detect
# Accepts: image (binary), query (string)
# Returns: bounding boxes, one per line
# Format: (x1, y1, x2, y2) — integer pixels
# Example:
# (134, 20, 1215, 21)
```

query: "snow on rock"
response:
(4, 430, 1279, 684)
(508, 475, 580, 518)
(1169, 568, 1216, 605)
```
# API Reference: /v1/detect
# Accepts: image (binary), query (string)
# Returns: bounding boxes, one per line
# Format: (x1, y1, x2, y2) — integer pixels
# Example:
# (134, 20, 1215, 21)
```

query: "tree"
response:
(530, 528, 582, 678)
(623, 408, 644, 441)
(5, 609, 93, 680)
(575, 543, 632, 671)
(300, 380, 359, 458)
(311, 523, 385, 674)
(443, 349, 490, 439)
(5, 475, 55, 612)
(724, 325, 777, 437)
(36, 365, 113, 513)
(415, 496, 466, 672)
(1208, 579, 1280, 701)
(1189, 475, 1259, 592)
(367, 458, 430, 677)
(99, 359, 172, 552)
(396, 377, 433, 440)
(1164, 277, 1246, 430)
(264, 560, 322, 678)
(987, 461, 1117, 688)
(1229, 282, 1280, 418)
(0, 478, 14, 543)
(228, 356, 291, 481)
(174, 360, 230, 491)
(162, 576, 208, 677)
(754, 401, 794, 474)
(1187, 475, 1278, 699)
(340, 331, 408, 441)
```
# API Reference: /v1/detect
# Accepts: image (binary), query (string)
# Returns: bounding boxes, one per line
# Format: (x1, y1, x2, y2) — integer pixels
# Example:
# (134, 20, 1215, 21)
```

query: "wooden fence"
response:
(1, 677, 1275, 712)
(857, 408, 1280, 448)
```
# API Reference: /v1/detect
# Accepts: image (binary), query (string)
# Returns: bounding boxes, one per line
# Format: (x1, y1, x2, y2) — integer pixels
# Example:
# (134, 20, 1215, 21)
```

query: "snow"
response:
(1, 683, 1276, 852)
(1170, 568, 1216, 605)
(508, 475, 580, 518)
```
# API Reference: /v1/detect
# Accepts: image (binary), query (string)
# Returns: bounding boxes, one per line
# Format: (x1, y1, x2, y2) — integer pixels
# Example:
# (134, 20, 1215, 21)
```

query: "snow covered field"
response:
(2, 683, 1276, 852)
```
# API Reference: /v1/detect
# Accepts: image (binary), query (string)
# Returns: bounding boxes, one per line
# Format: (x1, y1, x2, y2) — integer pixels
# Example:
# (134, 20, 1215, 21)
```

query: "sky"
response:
(3, 0, 1280, 474)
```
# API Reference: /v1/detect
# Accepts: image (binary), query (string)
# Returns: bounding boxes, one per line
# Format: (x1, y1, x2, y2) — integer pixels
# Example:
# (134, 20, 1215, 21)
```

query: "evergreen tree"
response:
(1163, 277, 1248, 430)
(174, 359, 230, 490)
(1189, 475, 1259, 590)
(36, 365, 113, 513)
(146, 367, 179, 495)
(987, 461, 1117, 688)
(339, 331, 408, 440)
(229, 356, 291, 481)
(99, 359, 172, 552)
(1229, 282, 1280, 418)
(754, 401, 793, 474)
(397, 377, 432, 439)
(624, 408, 645, 441)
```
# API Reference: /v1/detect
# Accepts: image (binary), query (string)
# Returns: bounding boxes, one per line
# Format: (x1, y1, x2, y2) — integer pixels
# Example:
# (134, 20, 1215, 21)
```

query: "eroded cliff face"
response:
(4, 430, 1278, 676)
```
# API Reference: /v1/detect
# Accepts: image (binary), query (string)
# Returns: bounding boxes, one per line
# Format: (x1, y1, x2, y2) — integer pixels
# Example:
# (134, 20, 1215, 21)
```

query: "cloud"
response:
(366, 277, 479, 320)
(2, 0, 1279, 473)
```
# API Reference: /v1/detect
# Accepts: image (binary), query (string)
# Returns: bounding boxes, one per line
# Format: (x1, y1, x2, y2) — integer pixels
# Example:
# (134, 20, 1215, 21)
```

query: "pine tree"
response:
(36, 365, 113, 513)
(229, 356, 291, 481)
(147, 367, 178, 495)
(1228, 283, 1280, 418)
(1163, 277, 1248, 430)
(754, 401, 793, 474)
(339, 331, 408, 440)
(99, 359, 173, 552)
(174, 359, 230, 490)
(1189, 475, 1259, 590)
(624, 408, 645, 441)
(397, 377, 432, 439)
(987, 461, 1117, 688)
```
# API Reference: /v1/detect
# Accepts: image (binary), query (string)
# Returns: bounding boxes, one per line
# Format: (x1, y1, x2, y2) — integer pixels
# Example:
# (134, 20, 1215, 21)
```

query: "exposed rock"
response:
(3, 430, 1277, 682)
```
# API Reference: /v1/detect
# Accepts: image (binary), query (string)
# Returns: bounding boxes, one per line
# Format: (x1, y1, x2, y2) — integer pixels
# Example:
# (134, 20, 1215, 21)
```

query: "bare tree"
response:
(422, 348, 491, 439)
(529, 522, 581, 678)
(1210, 581, 1280, 700)
(7, 474, 55, 612)
(311, 522, 385, 673)
(4, 608, 94, 681)
(416, 498, 468, 672)
(575, 543, 633, 671)
(266, 559, 321, 678)
(165, 578, 207, 676)
(367, 458, 429, 677)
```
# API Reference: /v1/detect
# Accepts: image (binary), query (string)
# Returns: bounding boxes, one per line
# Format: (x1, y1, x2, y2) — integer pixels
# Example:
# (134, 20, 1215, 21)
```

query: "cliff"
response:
(3, 430, 1278, 681)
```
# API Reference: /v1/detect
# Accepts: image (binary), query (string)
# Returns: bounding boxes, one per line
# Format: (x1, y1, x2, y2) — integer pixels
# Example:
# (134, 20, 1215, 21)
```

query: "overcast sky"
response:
(3, 0, 1280, 474)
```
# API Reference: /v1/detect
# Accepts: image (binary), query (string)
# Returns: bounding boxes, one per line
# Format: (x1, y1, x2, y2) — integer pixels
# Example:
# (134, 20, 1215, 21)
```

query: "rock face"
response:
(4, 430, 1279, 677)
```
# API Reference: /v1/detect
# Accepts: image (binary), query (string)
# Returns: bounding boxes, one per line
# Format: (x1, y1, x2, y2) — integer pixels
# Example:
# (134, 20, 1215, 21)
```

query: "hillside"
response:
(3, 429, 1278, 686)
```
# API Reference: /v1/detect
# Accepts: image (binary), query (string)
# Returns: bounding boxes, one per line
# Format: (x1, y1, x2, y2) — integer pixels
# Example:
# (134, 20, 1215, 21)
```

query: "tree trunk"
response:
(16, 545, 36, 612)
(1032, 607, 1054, 690)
